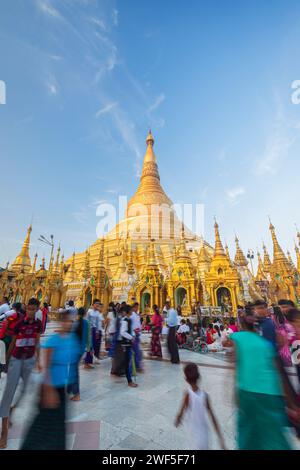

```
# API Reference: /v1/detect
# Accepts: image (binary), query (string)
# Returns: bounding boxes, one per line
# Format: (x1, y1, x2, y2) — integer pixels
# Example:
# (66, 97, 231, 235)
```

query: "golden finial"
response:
(268, 215, 274, 230)
(31, 253, 38, 273)
(146, 129, 154, 146)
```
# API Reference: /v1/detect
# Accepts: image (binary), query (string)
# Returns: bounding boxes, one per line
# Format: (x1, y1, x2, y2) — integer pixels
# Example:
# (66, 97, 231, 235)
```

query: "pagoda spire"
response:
(60, 254, 65, 276)
(127, 130, 172, 212)
(262, 242, 272, 272)
(31, 253, 38, 273)
(295, 241, 300, 271)
(213, 219, 226, 258)
(198, 238, 211, 265)
(269, 220, 290, 270)
(295, 224, 300, 247)
(53, 246, 61, 272)
(68, 252, 77, 282)
(177, 223, 189, 259)
(82, 249, 91, 280)
(11, 225, 32, 273)
(234, 235, 248, 267)
(287, 250, 295, 270)
(256, 249, 266, 280)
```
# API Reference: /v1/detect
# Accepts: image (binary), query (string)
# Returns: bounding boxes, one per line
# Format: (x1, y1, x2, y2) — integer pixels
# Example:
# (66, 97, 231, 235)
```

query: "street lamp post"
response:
(38, 234, 54, 268)
(247, 249, 255, 276)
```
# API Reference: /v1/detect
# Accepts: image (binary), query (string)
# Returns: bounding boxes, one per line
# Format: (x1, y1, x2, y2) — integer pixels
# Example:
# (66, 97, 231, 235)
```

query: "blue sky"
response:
(1, 0, 300, 267)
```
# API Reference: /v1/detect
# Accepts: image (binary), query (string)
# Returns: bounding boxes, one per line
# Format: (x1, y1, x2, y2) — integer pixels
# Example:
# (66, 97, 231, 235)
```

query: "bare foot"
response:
(70, 395, 80, 401)
(128, 382, 138, 388)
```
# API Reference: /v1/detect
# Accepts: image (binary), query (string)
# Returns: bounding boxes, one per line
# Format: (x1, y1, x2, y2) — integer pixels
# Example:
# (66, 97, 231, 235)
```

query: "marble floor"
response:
(0, 324, 299, 450)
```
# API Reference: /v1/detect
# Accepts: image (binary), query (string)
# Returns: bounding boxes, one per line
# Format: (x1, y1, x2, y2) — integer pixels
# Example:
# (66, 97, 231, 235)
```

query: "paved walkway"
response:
(0, 323, 299, 450)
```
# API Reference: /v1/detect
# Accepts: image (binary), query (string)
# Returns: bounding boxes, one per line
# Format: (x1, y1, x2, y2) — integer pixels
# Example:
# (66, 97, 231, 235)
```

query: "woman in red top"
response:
(206, 323, 216, 345)
(229, 318, 238, 333)
(150, 305, 163, 358)
(41, 303, 49, 333)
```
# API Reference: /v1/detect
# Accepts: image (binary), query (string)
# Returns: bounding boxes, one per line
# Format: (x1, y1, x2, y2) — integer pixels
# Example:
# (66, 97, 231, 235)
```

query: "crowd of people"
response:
(0, 294, 300, 450)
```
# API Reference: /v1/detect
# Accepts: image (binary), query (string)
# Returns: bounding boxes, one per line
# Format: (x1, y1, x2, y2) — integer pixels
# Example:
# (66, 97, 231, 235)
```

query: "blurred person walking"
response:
(225, 311, 298, 450)
(175, 363, 225, 450)
(150, 305, 163, 358)
(67, 307, 89, 401)
(0, 298, 41, 449)
(85, 299, 103, 366)
(110, 307, 125, 376)
(131, 302, 143, 372)
(119, 305, 137, 388)
(21, 310, 80, 450)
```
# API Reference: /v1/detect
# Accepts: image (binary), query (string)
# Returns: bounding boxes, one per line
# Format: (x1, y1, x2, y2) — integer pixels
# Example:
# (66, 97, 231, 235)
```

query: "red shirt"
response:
(206, 328, 216, 345)
(229, 324, 238, 333)
(152, 312, 163, 329)
(0, 319, 8, 340)
(41, 307, 48, 331)
(12, 317, 42, 359)
(6, 312, 24, 336)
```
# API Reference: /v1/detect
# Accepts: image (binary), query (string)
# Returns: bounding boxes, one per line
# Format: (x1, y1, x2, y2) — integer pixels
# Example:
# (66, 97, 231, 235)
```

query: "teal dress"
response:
(231, 331, 291, 450)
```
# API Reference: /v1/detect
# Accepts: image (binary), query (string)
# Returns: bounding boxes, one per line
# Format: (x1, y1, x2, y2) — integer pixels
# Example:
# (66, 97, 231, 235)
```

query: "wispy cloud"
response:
(226, 186, 245, 205)
(112, 8, 119, 27)
(95, 101, 118, 118)
(92, 32, 118, 82)
(48, 54, 63, 61)
(36, 0, 62, 20)
(105, 189, 118, 194)
(113, 111, 142, 177)
(73, 206, 90, 225)
(46, 75, 58, 95)
(46, 82, 58, 95)
(256, 132, 294, 176)
(90, 198, 107, 207)
(255, 99, 296, 176)
(89, 16, 106, 31)
(148, 93, 165, 112)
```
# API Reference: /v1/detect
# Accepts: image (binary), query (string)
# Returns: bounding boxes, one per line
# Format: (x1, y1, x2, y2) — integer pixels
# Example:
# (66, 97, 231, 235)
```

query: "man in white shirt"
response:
(0, 297, 10, 318)
(66, 300, 78, 320)
(177, 321, 190, 334)
(34, 300, 43, 323)
(87, 299, 103, 364)
(131, 302, 143, 372)
(119, 304, 138, 388)
(166, 301, 180, 364)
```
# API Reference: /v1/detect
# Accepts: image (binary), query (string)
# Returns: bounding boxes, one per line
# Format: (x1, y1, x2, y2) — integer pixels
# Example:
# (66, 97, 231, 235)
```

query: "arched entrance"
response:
(141, 291, 151, 313)
(175, 287, 187, 308)
(84, 289, 92, 310)
(216, 287, 232, 312)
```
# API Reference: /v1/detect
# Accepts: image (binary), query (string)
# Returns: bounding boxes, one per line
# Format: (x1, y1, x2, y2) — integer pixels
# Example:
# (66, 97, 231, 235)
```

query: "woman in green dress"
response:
(225, 312, 298, 450)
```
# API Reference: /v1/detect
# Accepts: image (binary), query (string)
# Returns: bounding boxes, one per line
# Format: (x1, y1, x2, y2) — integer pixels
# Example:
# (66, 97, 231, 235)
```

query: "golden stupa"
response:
(1, 131, 300, 314)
